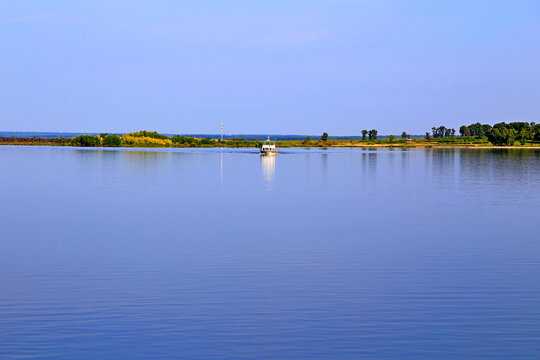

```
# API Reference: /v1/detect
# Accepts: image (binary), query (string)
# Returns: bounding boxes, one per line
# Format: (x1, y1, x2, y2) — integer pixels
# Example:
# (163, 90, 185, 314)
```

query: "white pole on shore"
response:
(220, 123, 223, 142)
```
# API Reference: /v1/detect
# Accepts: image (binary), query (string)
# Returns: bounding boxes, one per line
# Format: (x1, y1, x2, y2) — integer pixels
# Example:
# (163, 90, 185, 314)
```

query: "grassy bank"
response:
(2, 131, 540, 149)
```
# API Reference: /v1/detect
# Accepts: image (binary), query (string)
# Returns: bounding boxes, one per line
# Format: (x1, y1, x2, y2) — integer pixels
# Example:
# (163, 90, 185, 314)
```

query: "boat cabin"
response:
(261, 137, 277, 155)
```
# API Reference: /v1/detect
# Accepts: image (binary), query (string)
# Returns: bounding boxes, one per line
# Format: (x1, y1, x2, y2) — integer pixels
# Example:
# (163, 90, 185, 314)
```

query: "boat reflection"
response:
(261, 154, 276, 190)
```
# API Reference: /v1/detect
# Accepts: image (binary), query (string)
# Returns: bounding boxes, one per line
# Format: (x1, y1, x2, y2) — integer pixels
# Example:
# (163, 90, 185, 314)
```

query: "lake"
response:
(1, 146, 540, 359)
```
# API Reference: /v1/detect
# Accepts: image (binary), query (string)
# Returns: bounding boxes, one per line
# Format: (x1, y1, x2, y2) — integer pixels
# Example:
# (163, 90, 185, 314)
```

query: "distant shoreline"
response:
(2, 130, 540, 149)
(2, 142, 540, 150)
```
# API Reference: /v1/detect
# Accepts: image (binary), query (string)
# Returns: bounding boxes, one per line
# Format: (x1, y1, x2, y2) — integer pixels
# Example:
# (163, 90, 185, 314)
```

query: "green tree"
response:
(102, 134, 121, 146)
(401, 132, 409, 139)
(488, 124, 516, 146)
(368, 129, 378, 140)
(518, 128, 530, 145)
(321, 132, 329, 142)
(128, 130, 169, 140)
(425, 132, 432, 140)
(171, 135, 196, 144)
(508, 122, 530, 134)
(533, 124, 540, 142)
(71, 135, 101, 147)
(388, 135, 395, 142)
(466, 123, 492, 137)
(488, 128, 504, 145)
(361, 130, 368, 140)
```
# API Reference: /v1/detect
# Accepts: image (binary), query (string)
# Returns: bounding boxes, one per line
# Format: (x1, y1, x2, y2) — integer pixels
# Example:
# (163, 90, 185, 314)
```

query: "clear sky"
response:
(1, 1, 539, 135)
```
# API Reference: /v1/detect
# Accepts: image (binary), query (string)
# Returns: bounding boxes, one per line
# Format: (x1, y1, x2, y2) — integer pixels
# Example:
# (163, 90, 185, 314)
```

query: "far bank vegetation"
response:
(67, 131, 261, 148)
(2, 122, 540, 148)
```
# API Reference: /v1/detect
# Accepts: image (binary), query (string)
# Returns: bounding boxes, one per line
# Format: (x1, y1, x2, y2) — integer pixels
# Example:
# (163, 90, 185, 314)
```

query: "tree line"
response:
(425, 122, 540, 146)
(318, 130, 413, 141)
(361, 129, 378, 140)
(68, 131, 263, 148)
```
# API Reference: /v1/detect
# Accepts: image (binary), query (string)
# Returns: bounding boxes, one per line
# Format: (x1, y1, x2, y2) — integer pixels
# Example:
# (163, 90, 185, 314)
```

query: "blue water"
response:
(1, 146, 540, 359)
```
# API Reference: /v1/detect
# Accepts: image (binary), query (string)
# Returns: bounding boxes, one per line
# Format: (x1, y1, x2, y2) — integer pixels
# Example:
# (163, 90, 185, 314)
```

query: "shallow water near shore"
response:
(1, 146, 540, 359)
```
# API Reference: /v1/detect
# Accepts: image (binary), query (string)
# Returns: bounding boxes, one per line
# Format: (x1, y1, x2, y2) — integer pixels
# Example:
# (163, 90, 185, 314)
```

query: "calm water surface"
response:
(1, 146, 540, 359)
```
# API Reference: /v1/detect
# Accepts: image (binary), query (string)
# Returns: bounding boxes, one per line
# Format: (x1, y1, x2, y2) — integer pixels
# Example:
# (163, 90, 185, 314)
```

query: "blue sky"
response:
(1, 1, 539, 135)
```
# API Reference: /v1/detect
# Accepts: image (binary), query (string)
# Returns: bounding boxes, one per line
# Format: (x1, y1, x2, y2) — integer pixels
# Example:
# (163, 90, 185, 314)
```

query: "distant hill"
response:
(0, 131, 90, 138)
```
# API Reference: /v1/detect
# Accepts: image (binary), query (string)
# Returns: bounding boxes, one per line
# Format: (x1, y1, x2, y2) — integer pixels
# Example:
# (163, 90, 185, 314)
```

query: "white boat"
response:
(260, 136, 278, 155)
